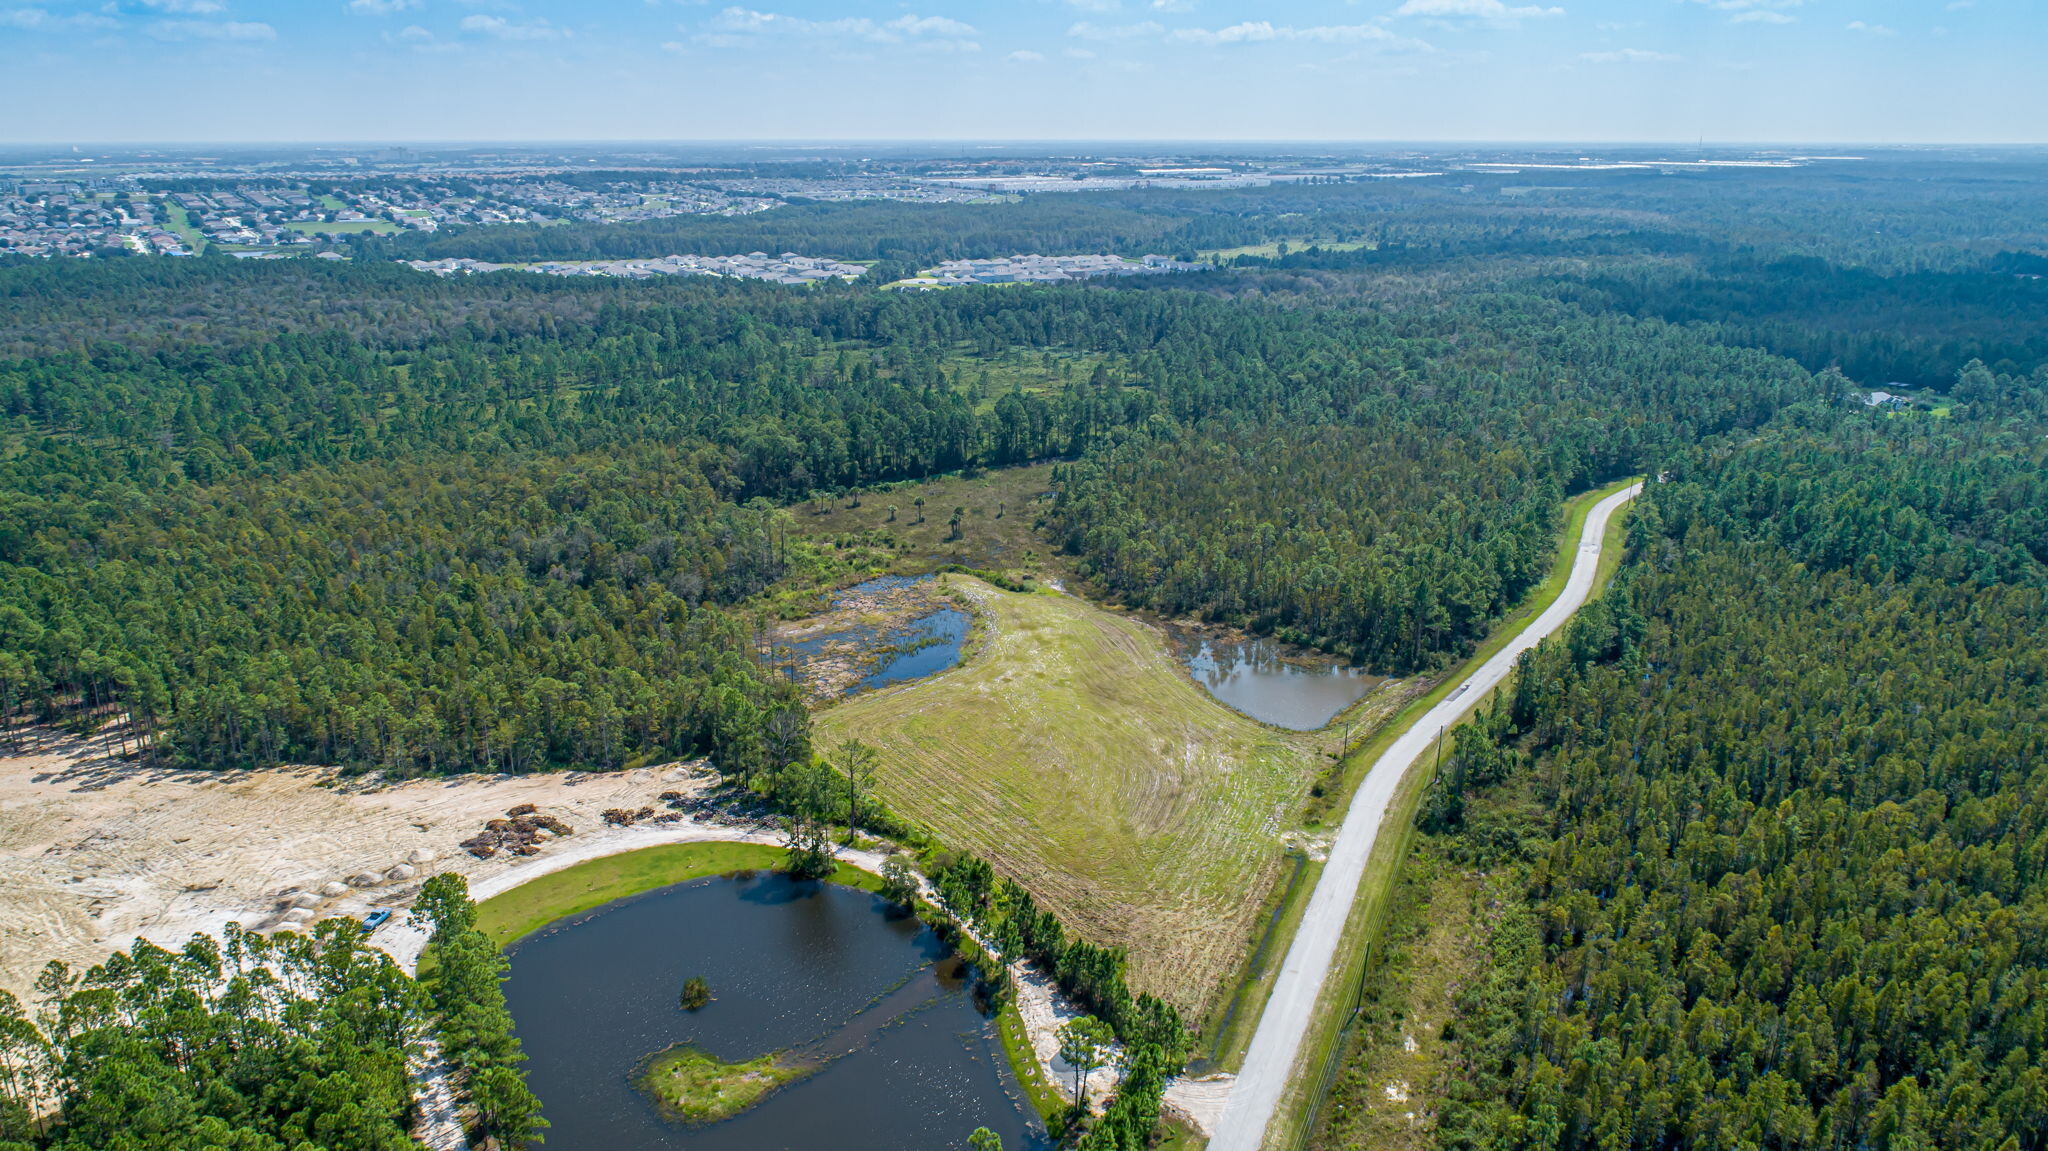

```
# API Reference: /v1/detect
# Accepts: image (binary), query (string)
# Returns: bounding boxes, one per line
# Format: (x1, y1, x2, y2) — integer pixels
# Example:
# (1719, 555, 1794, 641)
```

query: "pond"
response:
(1172, 631, 1384, 731)
(502, 873, 1046, 1151)
(776, 576, 972, 698)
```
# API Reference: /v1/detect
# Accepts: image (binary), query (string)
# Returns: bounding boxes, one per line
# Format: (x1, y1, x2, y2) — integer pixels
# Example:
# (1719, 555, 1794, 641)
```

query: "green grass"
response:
(817, 576, 1320, 1014)
(163, 203, 207, 252)
(1263, 477, 1641, 1149)
(473, 841, 882, 948)
(1200, 850, 1321, 1072)
(1199, 239, 1373, 261)
(636, 1044, 809, 1124)
(998, 999, 1067, 1124)
(288, 219, 399, 237)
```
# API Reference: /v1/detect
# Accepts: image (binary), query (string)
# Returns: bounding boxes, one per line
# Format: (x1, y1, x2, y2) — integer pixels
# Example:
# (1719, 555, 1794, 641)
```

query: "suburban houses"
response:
(403, 251, 870, 284)
(901, 253, 1208, 288)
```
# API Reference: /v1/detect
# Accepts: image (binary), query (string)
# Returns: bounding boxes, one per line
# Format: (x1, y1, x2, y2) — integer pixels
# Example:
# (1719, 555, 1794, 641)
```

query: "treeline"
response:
(1560, 254, 2048, 388)
(348, 194, 1247, 266)
(0, 446, 810, 775)
(1414, 381, 2048, 1148)
(413, 874, 546, 1147)
(0, 923, 420, 1151)
(0, 259, 1824, 767)
(1049, 298, 1820, 672)
(932, 854, 1186, 1150)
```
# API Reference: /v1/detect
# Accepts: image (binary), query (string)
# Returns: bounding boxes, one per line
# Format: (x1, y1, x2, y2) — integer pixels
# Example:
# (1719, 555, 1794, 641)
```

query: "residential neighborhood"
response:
(901, 252, 1208, 288)
(403, 251, 870, 284)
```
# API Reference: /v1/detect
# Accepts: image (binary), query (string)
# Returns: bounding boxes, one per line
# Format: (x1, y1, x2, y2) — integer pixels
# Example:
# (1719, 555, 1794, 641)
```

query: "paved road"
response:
(1207, 483, 1642, 1151)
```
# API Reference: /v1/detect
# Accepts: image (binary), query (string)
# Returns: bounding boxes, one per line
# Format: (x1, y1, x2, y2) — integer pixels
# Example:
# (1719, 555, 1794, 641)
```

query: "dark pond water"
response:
(780, 575, 971, 694)
(1176, 633, 1383, 731)
(503, 873, 1046, 1151)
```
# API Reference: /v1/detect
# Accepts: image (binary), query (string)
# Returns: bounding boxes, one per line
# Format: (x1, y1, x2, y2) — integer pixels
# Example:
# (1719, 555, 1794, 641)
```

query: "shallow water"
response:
(779, 575, 971, 695)
(1179, 634, 1382, 731)
(503, 874, 1046, 1151)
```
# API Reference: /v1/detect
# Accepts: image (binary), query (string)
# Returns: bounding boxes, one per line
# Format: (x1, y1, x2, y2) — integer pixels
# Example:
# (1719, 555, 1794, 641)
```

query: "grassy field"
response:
(816, 577, 1321, 1014)
(1265, 478, 1642, 1148)
(1199, 239, 1373, 261)
(472, 841, 882, 948)
(288, 219, 400, 237)
(163, 203, 207, 252)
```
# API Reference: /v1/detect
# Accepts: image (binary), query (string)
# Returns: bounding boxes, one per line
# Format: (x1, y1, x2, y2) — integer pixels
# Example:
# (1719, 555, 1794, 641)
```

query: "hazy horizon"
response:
(4, 0, 2043, 145)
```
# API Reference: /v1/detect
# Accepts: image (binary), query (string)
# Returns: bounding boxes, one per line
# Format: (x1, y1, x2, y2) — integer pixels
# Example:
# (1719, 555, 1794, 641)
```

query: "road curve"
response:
(1208, 482, 1642, 1151)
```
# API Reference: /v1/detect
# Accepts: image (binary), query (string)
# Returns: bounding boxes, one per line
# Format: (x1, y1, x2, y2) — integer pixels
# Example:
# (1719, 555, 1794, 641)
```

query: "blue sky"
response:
(3, 0, 2041, 143)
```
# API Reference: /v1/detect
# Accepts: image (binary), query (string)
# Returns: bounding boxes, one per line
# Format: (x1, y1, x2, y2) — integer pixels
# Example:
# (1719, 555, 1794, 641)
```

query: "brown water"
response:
(502, 873, 1047, 1150)
(1173, 631, 1384, 731)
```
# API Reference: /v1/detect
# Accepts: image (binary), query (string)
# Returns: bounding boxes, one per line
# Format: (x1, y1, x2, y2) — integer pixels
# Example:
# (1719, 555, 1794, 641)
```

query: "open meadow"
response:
(816, 576, 1326, 1015)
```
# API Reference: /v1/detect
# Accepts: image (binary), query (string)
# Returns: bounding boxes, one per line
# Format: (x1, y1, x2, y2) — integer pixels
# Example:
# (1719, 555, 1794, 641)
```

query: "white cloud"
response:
(1065, 20, 1162, 39)
(349, 0, 422, 14)
(1171, 21, 1394, 45)
(1394, 0, 1563, 20)
(148, 19, 276, 40)
(1685, 0, 1804, 19)
(138, 0, 228, 13)
(1846, 20, 1897, 35)
(3, 6, 118, 29)
(1577, 47, 1677, 62)
(703, 8, 977, 48)
(1006, 48, 1045, 61)
(461, 14, 569, 39)
(1150, 0, 1196, 10)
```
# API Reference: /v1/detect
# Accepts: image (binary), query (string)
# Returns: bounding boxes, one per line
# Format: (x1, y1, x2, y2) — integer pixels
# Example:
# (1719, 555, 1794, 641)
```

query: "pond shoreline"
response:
(498, 867, 1050, 1150)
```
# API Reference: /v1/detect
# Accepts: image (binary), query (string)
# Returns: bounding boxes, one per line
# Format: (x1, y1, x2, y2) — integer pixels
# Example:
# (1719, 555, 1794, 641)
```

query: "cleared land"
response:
(1199, 240, 1373, 261)
(0, 732, 719, 999)
(815, 576, 1325, 1015)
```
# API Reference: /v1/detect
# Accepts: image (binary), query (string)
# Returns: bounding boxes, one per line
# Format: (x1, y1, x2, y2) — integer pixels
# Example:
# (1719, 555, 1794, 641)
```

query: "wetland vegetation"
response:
(635, 1045, 807, 1125)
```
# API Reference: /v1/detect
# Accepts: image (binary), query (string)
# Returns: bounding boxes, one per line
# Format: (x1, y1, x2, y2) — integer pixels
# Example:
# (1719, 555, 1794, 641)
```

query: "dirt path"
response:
(1207, 483, 1641, 1151)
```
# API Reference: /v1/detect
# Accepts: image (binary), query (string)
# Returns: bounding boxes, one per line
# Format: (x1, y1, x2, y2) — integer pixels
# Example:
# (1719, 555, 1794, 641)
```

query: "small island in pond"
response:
(635, 1044, 810, 1124)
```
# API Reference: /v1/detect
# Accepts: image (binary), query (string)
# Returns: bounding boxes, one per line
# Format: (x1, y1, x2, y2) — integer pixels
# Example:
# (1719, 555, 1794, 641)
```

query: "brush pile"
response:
(462, 807, 573, 859)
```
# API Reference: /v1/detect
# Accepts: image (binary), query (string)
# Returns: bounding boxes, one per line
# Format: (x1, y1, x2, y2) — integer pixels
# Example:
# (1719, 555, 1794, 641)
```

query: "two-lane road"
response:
(1208, 482, 1642, 1151)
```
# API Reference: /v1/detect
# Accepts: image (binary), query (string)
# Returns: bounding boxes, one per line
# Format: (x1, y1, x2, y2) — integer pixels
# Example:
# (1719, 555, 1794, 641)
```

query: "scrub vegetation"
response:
(636, 1044, 808, 1125)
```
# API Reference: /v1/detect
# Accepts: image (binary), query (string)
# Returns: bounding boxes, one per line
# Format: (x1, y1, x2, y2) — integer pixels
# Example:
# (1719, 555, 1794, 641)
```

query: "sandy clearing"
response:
(0, 729, 732, 999)
(1, 728, 1228, 1140)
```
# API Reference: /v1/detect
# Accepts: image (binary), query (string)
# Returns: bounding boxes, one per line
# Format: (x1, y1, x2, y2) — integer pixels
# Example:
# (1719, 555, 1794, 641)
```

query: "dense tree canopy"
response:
(0, 924, 420, 1151)
(1422, 378, 2048, 1150)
